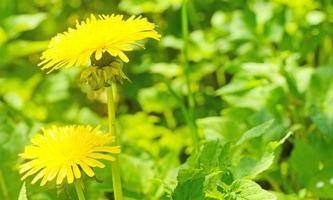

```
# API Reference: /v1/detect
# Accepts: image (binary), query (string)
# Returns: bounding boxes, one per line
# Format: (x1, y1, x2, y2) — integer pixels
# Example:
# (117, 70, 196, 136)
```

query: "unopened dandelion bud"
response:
(80, 60, 129, 90)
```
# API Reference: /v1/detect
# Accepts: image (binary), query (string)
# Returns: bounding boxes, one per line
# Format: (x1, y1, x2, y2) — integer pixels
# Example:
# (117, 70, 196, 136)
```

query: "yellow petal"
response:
(31, 169, 46, 185)
(56, 166, 67, 185)
(83, 158, 105, 168)
(95, 49, 103, 60)
(92, 146, 121, 153)
(21, 166, 42, 180)
(40, 167, 54, 186)
(66, 165, 74, 184)
(72, 164, 81, 179)
(78, 161, 95, 177)
(88, 153, 116, 161)
(118, 51, 129, 63)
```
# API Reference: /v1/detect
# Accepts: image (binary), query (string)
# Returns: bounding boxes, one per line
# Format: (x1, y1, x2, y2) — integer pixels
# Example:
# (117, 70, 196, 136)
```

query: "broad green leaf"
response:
(177, 141, 230, 181)
(290, 140, 321, 186)
(310, 106, 333, 139)
(227, 179, 277, 200)
(234, 130, 292, 179)
(236, 119, 275, 146)
(3, 13, 47, 38)
(308, 66, 333, 104)
(172, 175, 205, 200)
(234, 152, 275, 179)
(216, 80, 264, 95)
(4, 40, 48, 58)
(198, 141, 231, 170)
(197, 116, 243, 142)
(119, 154, 155, 195)
(220, 87, 272, 110)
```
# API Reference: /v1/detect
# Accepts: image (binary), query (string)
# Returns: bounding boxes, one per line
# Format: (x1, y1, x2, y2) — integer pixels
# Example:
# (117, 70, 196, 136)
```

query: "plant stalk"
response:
(74, 181, 85, 200)
(182, 0, 199, 146)
(107, 83, 123, 200)
(0, 170, 9, 200)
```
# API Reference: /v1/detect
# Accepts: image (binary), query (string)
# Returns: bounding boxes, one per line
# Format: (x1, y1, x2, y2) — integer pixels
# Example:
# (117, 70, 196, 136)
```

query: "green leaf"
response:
(234, 130, 292, 179)
(185, 141, 231, 172)
(119, 154, 155, 195)
(172, 176, 205, 200)
(236, 119, 275, 146)
(290, 140, 321, 186)
(3, 13, 47, 38)
(173, 141, 233, 199)
(269, 131, 293, 150)
(234, 152, 275, 179)
(216, 80, 264, 95)
(197, 116, 243, 142)
(18, 182, 28, 200)
(227, 179, 277, 200)
(4, 40, 48, 58)
(204, 171, 232, 199)
(310, 106, 333, 138)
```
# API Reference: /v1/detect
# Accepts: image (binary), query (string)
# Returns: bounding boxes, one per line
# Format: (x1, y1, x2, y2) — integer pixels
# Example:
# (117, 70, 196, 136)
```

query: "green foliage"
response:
(18, 183, 28, 200)
(1, 0, 333, 199)
(173, 120, 291, 200)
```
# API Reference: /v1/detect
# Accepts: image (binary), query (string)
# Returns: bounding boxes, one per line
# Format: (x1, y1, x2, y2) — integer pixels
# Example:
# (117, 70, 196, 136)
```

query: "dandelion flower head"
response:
(39, 14, 161, 72)
(19, 125, 120, 186)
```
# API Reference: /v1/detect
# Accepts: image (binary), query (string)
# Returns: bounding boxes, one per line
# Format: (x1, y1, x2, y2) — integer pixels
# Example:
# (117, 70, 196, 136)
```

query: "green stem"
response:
(74, 181, 85, 200)
(163, 110, 176, 128)
(0, 170, 9, 200)
(164, 81, 196, 137)
(107, 84, 123, 200)
(182, 0, 199, 146)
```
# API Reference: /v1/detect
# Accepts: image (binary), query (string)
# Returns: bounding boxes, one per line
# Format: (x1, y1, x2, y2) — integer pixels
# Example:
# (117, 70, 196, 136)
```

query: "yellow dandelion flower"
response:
(39, 14, 161, 73)
(18, 125, 120, 186)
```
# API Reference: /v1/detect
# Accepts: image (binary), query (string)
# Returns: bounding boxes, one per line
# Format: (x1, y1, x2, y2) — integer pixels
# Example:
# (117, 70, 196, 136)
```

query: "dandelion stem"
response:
(74, 181, 85, 200)
(107, 83, 123, 200)
(182, 0, 199, 146)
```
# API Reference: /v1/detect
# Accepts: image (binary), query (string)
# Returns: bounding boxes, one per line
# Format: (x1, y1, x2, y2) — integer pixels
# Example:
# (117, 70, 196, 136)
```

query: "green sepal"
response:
(80, 60, 130, 90)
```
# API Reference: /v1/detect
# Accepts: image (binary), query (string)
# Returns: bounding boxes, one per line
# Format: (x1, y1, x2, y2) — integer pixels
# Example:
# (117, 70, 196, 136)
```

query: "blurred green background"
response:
(1, 0, 333, 199)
